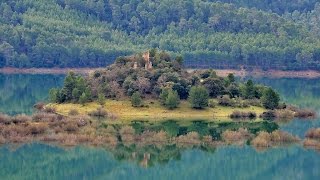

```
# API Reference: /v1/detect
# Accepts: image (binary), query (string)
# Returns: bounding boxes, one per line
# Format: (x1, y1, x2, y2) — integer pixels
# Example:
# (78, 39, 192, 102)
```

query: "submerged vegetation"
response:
(1, 107, 297, 152)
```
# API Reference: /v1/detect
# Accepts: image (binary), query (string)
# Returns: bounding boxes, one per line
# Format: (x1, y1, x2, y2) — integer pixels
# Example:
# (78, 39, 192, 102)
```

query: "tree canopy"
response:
(4, 0, 320, 69)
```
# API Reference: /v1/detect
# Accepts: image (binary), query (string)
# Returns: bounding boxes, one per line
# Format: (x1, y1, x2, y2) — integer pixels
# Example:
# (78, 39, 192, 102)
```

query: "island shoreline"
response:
(1, 67, 320, 78)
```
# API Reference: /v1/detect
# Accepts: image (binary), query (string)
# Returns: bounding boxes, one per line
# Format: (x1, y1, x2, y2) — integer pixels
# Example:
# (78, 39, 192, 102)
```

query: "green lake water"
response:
(0, 74, 319, 180)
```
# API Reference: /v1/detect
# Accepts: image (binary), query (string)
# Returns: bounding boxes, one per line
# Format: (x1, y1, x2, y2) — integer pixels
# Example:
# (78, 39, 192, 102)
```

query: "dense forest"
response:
(1, 0, 320, 70)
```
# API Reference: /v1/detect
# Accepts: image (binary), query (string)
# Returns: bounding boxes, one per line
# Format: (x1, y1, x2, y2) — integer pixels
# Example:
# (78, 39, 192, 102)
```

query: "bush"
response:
(305, 128, 320, 139)
(68, 109, 79, 116)
(131, 92, 143, 107)
(218, 95, 235, 107)
(230, 111, 257, 119)
(275, 109, 294, 120)
(12, 114, 32, 124)
(261, 87, 280, 109)
(260, 110, 277, 120)
(75, 115, 90, 127)
(246, 99, 261, 107)
(63, 121, 79, 132)
(294, 109, 316, 118)
(33, 102, 45, 111)
(27, 124, 48, 135)
(43, 107, 56, 113)
(165, 90, 180, 109)
(97, 93, 106, 106)
(0, 113, 11, 124)
(188, 86, 209, 109)
(32, 113, 60, 122)
(208, 99, 217, 108)
(159, 87, 170, 105)
(88, 107, 108, 117)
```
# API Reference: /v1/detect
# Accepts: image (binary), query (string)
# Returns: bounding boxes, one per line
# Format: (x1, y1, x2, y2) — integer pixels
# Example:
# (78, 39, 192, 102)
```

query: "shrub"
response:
(12, 114, 32, 124)
(261, 87, 280, 109)
(188, 86, 209, 109)
(105, 126, 117, 135)
(63, 121, 79, 132)
(218, 95, 235, 107)
(75, 115, 90, 127)
(305, 128, 320, 139)
(68, 109, 79, 116)
(32, 113, 60, 122)
(246, 99, 261, 107)
(43, 107, 56, 113)
(79, 92, 88, 105)
(275, 109, 294, 120)
(159, 87, 170, 105)
(230, 111, 257, 119)
(0, 113, 11, 124)
(260, 110, 277, 120)
(208, 99, 217, 108)
(33, 102, 45, 111)
(97, 93, 106, 106)
(165, 90, 180, 109)
(0, 135, 5, 144)
(294, 109, 316, 118)
(277, 102, 287, 109)
(131, 92, 143, 107)
(27, 124, 48, 135)
(88, 107, 108, 117)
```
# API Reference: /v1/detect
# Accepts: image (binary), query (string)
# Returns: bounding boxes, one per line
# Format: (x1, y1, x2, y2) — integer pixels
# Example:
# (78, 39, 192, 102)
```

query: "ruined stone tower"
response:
(142, 51, 152, 70)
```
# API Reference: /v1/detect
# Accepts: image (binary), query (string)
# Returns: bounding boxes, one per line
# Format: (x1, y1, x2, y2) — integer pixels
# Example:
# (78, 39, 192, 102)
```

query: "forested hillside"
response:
(1, 0, 320, 70)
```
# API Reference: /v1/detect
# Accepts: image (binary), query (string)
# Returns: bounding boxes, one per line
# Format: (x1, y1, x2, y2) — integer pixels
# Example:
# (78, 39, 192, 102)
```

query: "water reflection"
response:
(1, 74, 320, 179)
(0, 143, 319, 180)
(0, 74, 64, 115)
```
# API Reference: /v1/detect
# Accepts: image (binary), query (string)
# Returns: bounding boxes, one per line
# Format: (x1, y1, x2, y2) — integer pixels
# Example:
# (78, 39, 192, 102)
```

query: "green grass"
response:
(50, 99, 266, 122)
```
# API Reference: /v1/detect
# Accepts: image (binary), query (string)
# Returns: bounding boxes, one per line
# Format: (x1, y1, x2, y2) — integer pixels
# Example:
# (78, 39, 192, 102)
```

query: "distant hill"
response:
(1, 0, 320, 70)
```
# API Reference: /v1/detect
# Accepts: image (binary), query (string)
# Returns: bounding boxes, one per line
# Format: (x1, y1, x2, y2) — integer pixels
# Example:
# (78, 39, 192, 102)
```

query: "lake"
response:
(0, 74, 319, 180)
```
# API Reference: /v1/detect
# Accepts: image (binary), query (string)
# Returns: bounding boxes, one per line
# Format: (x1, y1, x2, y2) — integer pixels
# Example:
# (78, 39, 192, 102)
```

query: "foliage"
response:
(165, 90, 180, 110)
(188, 86, 209, 109)
(97, 93, 106, 106)
(131, 92, 143, 107)
(261, 88, 280, 109)
(49, 72, 91, 103)
(1, 0, 320, 70)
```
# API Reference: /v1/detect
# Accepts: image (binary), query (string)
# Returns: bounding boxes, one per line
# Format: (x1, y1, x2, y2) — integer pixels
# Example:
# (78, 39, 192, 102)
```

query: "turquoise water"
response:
(0, 74, 320, 180)
(0, 144, 318, 180)
(0, 74, 64, 115)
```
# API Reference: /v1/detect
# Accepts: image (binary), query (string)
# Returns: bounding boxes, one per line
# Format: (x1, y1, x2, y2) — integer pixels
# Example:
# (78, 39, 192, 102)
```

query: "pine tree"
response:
(79, 92, 87, 105)
(261, 88, 280, 109)
(165, 90, 180, 109)
(159, 87, 170, 105)
(188, 86, 209, 109)
(131, 92, 142, 107)
(97, 93, 106, 106)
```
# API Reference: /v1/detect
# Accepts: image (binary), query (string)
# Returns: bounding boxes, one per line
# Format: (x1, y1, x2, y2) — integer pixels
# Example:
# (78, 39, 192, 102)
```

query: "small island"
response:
(48, 50, 313, 122)
(0, 50, 317, 151)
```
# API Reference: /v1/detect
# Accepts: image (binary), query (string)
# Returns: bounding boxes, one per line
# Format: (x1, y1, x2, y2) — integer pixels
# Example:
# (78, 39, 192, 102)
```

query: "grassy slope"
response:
(50, 99, 266, 122)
